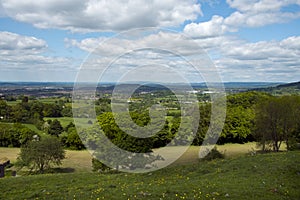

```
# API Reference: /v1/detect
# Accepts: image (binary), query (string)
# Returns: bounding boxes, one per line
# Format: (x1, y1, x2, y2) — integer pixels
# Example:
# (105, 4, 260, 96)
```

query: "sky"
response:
(0, 0, 300, 82)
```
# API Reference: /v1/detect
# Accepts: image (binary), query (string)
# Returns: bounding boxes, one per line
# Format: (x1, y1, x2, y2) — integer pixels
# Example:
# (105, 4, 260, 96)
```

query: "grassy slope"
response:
(0, 151, 299, 200)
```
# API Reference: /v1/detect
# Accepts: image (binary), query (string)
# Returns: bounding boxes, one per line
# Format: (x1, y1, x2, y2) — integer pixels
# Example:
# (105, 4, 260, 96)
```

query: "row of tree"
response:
(0, 98, 72, 125)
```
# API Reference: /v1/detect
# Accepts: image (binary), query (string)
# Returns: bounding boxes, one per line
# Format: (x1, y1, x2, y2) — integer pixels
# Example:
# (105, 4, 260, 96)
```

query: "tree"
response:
(87, 112, 162, 171)
(47, 119, 63, 136)
(60, 127, 85, 150)
(0, 100, 9, 120)
(219, 106, 255, 144)
(0, 123, 37, 147)
(16, 137, 65, 173)
(255, 96, 300, 152)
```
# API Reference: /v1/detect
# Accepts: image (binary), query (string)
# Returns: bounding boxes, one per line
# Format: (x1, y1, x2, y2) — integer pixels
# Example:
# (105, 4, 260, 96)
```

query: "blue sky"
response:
(0, 0, 299, 82)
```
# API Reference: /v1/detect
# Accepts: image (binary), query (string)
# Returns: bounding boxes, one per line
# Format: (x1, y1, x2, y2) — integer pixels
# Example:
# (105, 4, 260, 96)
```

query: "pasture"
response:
(0, 150, 299, 200)
(0, 143, 270, 172)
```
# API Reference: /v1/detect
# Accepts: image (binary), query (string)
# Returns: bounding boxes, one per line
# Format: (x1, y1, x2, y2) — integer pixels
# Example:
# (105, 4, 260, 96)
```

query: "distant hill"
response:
(251, 81, 300, 95)
(276, 81, 300, 89)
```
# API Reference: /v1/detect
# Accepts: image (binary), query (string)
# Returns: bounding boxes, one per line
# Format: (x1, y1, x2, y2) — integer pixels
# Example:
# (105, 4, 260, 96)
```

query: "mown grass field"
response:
(0, 151, 299, 200)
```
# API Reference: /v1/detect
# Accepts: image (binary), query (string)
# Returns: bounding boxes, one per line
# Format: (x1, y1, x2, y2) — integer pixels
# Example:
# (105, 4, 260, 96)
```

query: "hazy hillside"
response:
(251, 81, 300, 95)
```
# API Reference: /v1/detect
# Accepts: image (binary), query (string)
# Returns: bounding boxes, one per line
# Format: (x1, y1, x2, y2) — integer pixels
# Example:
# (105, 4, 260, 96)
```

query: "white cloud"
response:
(0, 31, 71, 71)
(183, 15, 228, 38)
(67, 30, 300, 82)
(184, 0, 300, 38)
(1, 0, 201, 32)
(225, 0, 300, 27)
(0, 31, 47, 55)
(215, 36, 300, 81)
(226, 0, 300, 13)
(65, 31, 205, 56)
(280, 36, 300, 50)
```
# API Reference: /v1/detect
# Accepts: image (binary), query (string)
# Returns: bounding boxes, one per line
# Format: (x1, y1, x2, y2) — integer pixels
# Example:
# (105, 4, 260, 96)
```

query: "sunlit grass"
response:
(0, 151, 299, 200)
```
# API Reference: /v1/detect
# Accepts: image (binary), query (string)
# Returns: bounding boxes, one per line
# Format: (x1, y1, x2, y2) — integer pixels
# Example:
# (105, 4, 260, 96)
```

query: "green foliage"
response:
(0, 123, 37, 147)
(16, 137, 65, 173)
(61, 106, 72, 117)
(85, 112, 164, 171)
(60, 127, 85, 150)
(47, 119, 63, 136)
(227, 91, 270, 109)
(219, 106, 255, 144)
(255, 95, 300, 152)
(0, 98, 65, 127)
(92, 158, 112, 172)
(200, 147, 225, 161)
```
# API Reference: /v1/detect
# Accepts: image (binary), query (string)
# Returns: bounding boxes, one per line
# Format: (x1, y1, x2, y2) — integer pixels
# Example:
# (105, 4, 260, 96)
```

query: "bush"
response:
(287, 137, 300, 151)
(92, 158, 112, 172)
(200, 147, 224, 161)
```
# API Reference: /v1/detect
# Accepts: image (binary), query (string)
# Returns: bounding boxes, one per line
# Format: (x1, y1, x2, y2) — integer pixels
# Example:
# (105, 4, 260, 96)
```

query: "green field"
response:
(0, 150, 299, 200)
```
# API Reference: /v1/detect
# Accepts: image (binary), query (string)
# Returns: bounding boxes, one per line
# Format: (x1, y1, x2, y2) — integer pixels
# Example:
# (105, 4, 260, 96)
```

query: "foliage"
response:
(92, 158, 112, 172)
(200, 147, 225, 161)
(219, 106, 255, 144)
(255, 95, 300, 152)
(0, 123, 37, 147)
(16, 136, 65, 173)
(46, 119, 64, 136)
(85, 112, 163, 171)
(0, 98, 66, 124)
(60, 127, 85, 150)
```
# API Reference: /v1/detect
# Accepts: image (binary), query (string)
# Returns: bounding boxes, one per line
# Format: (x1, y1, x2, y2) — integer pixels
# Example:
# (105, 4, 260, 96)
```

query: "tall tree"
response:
(47, 119, 64, 137)
(255, 96, 300, 151)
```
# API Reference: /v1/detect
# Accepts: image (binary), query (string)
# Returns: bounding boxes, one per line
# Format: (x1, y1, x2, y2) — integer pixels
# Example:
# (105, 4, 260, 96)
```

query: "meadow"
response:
(0, 150, 299, 200)
(0, 143, 260, 172)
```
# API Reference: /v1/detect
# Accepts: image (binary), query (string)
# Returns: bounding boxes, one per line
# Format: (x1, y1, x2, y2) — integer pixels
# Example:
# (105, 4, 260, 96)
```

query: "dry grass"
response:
(61, 150, 93, 172)
(0, 147, 93, 172)
(0, 147, 19, 162)
(0, 142, 286, 172)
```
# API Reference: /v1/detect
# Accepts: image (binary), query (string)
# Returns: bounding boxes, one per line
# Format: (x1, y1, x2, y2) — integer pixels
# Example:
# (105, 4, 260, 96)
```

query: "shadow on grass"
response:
(46, 167, 76, 174)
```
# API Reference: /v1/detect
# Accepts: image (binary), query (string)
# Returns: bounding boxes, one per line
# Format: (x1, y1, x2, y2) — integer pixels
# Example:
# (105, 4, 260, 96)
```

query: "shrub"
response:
(200, 147, 224, 161)
(92, 158, 112, 172)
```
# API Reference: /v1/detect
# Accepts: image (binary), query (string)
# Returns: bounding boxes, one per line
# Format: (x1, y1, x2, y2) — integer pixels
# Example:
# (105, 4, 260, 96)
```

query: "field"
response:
(0, 143, 260, 172)
(0, 150, 299, 200)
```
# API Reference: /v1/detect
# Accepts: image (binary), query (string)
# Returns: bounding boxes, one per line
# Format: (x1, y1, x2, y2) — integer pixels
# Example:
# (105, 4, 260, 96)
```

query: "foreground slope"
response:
(1, 151, 299, 200)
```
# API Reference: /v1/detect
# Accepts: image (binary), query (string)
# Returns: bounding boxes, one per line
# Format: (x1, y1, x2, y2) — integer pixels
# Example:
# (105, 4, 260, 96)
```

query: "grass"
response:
(0, 148, 92, 172)
(0, 151, 299, 200)
(0, 142, 285, 173)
